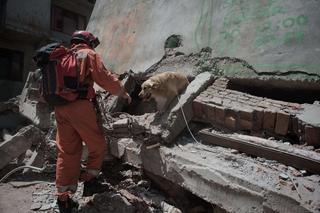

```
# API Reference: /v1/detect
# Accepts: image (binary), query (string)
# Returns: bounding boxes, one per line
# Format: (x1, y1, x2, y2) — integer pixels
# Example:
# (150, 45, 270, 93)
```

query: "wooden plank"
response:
(198, 129, 320, 174)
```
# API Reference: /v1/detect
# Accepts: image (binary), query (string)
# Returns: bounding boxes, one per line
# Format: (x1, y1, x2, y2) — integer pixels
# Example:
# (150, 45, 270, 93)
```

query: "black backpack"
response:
(33, 43, 88, 106)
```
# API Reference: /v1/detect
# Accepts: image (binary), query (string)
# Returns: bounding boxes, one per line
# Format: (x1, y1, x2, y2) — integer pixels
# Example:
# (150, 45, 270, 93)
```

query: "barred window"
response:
(51, 5, 86, 35)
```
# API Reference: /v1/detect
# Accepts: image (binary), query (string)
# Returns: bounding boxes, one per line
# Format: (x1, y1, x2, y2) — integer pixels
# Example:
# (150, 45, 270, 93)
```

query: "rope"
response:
(176, 95, 201, 144)
(0, 165, 46, 183)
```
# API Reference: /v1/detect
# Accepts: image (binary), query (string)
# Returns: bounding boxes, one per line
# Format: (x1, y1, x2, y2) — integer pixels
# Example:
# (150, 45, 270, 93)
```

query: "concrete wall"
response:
(87, 0, 320, 75)
(5, 0, 51, 36)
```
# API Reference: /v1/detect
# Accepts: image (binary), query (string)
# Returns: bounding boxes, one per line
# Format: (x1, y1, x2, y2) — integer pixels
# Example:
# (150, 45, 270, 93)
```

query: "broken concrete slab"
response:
(297, 103, 320, 147)
(109, 138, 142, 168)
(110, 138, 133, 159)
(124, 141, 142, 168)
(0, 125, 44, 169)
(198, 129, 320, 174)
(140, 139, 320, 213)
(19, 102, 52, 130)
(297, 103, 320, 127)
(161, 72, 215, 143)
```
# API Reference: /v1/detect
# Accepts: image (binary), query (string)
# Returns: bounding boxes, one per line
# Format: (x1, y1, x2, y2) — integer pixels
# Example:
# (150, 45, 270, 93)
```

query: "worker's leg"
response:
(55, 108, 83, 201)
(68, 100, 107, 181)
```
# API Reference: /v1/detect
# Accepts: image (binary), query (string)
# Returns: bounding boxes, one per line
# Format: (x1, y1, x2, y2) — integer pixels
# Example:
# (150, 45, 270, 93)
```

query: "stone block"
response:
(305, 126, 320, 148)
(124, 142, 142, 168)
(275, 112, 290, 136)
(110, 138, 133, 159)
(113, 118, 129, 129)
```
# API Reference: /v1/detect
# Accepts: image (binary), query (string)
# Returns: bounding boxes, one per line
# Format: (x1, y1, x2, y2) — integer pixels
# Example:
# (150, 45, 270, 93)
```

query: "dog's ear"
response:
(150, 82, 159, 89)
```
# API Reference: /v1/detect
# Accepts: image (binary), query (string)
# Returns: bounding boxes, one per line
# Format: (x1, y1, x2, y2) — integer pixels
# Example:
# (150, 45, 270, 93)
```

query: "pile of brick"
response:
(193, 78, 320, 147)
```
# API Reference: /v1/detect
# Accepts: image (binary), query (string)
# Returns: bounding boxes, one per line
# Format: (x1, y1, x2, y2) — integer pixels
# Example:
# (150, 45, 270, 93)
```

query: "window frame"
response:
(0, 48, 24, 82)
(50, 5, 87, 35)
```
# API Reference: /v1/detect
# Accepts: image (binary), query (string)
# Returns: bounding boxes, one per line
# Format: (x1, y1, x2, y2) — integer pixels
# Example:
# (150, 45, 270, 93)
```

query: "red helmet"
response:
(71, 30, 100, 48)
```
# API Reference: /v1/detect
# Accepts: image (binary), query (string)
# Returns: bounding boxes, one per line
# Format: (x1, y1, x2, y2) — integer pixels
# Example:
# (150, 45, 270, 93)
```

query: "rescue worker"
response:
(55, 30, 132, 212)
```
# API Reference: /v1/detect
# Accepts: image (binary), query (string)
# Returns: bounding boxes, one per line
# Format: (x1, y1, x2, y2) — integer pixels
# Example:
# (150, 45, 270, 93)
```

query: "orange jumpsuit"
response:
(55, 43, 125, 198)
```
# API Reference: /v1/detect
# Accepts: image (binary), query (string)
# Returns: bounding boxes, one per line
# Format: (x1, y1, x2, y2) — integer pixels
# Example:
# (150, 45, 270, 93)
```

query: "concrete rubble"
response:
(0, 47, 320, 213)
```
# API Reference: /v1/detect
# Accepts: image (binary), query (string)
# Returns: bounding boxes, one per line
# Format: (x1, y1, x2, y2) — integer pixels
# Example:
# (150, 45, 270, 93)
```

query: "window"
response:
(51, 5, 86, 35)
(0, 0, 7, 26)
(0, 48, 23, 82)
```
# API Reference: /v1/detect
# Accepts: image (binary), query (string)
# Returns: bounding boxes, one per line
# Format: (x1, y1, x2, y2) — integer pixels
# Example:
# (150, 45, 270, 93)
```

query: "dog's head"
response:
(138, 80, 157, 101)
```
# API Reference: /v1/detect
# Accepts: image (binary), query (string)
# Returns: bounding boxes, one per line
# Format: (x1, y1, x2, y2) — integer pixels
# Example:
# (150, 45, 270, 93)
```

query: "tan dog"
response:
(139, 72, 189, 112)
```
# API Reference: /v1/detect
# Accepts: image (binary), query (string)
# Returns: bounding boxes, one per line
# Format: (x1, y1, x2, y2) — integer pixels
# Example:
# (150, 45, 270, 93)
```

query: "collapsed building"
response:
(1, 0, 320, 212)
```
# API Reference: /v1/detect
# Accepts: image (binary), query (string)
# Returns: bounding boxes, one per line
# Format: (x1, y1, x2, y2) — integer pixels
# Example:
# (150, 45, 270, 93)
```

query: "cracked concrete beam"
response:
(140, 141, 319, 213)
(161, 72, 215, 143)
(0, 125, 44, 169)
(198, 130, 320, 174)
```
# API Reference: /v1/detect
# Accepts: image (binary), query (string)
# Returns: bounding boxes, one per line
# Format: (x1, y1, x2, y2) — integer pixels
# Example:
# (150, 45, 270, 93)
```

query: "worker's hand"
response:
(122, 92, 132, 104)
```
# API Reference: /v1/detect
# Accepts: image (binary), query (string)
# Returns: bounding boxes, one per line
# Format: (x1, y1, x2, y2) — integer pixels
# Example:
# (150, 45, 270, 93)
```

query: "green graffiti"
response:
(283, 31, 305, 44)
(253, 14, 309, 48)
(194, 0, 311, 57)
(297, 15, 308, 25)
(194, 0, 214, 50)
(282, 15, 309, 28)
(283, 17, 295, 28)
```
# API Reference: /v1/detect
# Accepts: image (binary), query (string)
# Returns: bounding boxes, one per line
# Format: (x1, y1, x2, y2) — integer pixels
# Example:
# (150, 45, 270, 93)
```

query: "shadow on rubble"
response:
(78, 159, 218, 213)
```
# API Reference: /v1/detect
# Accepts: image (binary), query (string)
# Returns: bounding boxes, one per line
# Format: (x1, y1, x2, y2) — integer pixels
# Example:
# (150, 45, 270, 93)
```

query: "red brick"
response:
(253, 110, 264, 131)
(239, 108, 254, 121)
(305, 126, 320, 148)
(205, 104, 216, 123)
(215, 106, 225, 125)
(275, 112, 290, 135)
(225, 116, 237, 130)
(239, 119, 252, 130)
(192, 101, 206, 119)
(263, 111, 276, 131)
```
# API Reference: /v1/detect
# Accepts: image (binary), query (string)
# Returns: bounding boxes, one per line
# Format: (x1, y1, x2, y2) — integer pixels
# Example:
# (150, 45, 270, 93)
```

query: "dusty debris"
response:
(161, 201, 182, 213)
(279, 173, 289, 180)
(1, 46, 320, 213)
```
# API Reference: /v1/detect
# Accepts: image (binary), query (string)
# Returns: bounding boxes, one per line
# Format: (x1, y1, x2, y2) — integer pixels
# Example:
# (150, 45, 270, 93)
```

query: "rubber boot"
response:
(82, 177, 107, 197)
(57, 197, 79, 213)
